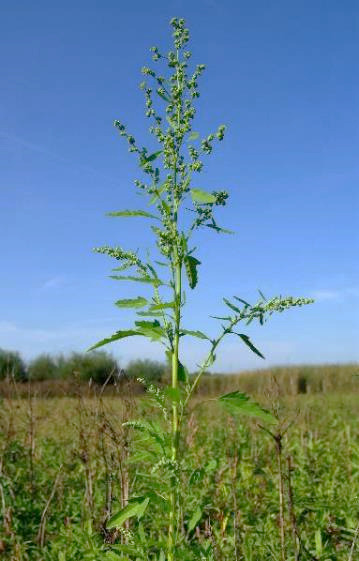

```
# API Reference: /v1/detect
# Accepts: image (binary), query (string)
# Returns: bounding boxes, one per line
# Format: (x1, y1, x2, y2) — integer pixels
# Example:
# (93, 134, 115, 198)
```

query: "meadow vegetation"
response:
(0, 363, 359, 560)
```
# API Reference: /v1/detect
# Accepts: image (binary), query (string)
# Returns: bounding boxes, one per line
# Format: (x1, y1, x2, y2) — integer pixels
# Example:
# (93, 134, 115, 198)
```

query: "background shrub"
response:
(28, 354, 59, 381)
(57, 351, 119, 384)
(0, 348, 27, 381)
(125, 359, 167, 383)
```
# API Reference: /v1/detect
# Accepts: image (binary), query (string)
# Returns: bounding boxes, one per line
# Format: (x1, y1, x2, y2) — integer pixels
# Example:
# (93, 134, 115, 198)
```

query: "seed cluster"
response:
(112, 18, 229, 263)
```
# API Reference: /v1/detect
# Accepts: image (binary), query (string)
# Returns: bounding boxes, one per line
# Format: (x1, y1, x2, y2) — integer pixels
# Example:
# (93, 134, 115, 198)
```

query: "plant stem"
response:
(168, 48, 182, 556)
(287, 455, 300, 561)
(349, 520, 359, 561)
(168, 257, 181, 561)
(275, 433, 286, 561)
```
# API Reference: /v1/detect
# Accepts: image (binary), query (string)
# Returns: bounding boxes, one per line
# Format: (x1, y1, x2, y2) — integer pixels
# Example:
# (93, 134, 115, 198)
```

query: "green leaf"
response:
(206, 223, 234, 234)
(149, 182, 167, 205)
(180, 329, 209, 340)
(110, 275, 163, 287)
(143, 150, 162, 163)
(206, 353, 216, 367)
(124, 420, 166, 450)
(88, 330, 142, 351)
(106, 210, 159, 220)
(190, 189, 216, 204)
(234, 333, 265, 359)
(115, 297, 148, 309)
(157, 90, 170, 102)
(178, 360, 189, 383)
(135, 320, 165, 341)
(223, 298, 241, 314)
(165, 352, 189, 383)
(149, 301, 175, 311)
(106, 496, 150, 529)
(136, 310, 163, 317)
(188, 131, 199, 141)
(111, 264, 134, 272)
(258, 289, 267, 301)
(164, 387, 182, 402)
(233, 296, 250, 307)
(189, 468, 205, 486)
(218, 391, 277, 424)
(160, 200, 171, 216)
(188, 505, 202, 532)
(315, 529, 323, 557)
(184, 255, 201, 289)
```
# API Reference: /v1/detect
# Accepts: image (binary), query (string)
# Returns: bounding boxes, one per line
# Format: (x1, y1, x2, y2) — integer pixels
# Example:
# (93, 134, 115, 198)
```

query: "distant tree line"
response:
(0, 348, 167, 385)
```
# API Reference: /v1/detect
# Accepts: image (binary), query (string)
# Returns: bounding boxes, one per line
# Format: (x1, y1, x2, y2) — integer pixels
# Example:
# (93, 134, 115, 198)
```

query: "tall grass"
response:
(1, 378, 359, 560)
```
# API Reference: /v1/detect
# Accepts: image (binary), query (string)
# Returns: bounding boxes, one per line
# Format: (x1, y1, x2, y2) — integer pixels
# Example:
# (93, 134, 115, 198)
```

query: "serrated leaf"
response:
(137, 311, 163, 318)
(188, 506, 202, 532)
(180, 329, 209, 340)
(188, 131, 200, 141)
(149, 301, 175, 311)
(136, 310, 163, 317)
(106, 496, 150, 529)
(88, 330, 142, 351)
(135, 320, 164, 341)
(112, 263, 133, 272)
(115, 297, 148, 309)
(190, 189, 216, 204)
(234, 333, 265, 359)
(184, 255, 201, 289)
(124, 420, 166, 449)
(219, 391, 277, 424)
(110, 275, 163, 287)
(107, 210, 159, 220)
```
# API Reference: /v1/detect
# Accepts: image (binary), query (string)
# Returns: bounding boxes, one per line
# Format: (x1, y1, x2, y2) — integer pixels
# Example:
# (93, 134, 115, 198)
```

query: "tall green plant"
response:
(90, 18, 313, 560)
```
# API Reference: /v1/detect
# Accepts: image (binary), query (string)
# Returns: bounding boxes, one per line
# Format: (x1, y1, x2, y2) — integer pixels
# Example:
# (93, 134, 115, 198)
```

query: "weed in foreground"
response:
(89, 17, 313, 561)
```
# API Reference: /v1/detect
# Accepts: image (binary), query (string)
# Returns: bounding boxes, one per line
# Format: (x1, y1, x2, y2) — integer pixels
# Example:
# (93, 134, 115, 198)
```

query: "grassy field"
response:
(1, 364, 359, 560)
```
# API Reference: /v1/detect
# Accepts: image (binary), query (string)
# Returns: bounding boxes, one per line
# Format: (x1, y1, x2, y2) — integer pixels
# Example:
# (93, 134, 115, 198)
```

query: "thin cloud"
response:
(42, 275, 68, 290)
(311, 290, 341, 302)
(311, 288, 359, 302)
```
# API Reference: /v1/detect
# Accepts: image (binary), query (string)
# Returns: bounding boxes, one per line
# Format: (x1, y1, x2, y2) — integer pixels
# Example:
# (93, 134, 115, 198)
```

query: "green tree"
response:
(28, 354, 59, 381)
(0, 348, 27, 381)
(59, 352, 119, 384)
(125, 358, 166, 383)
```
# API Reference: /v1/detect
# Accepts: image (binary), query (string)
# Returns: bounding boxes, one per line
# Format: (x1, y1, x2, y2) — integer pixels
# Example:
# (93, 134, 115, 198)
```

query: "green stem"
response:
(168, 47, 182, 561)
(168, 256, 181, 561)
(178, 314, 248, 429)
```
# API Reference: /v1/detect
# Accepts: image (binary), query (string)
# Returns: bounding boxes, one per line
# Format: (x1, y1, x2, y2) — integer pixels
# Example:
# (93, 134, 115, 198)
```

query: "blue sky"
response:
(1, 0, 358, 371)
